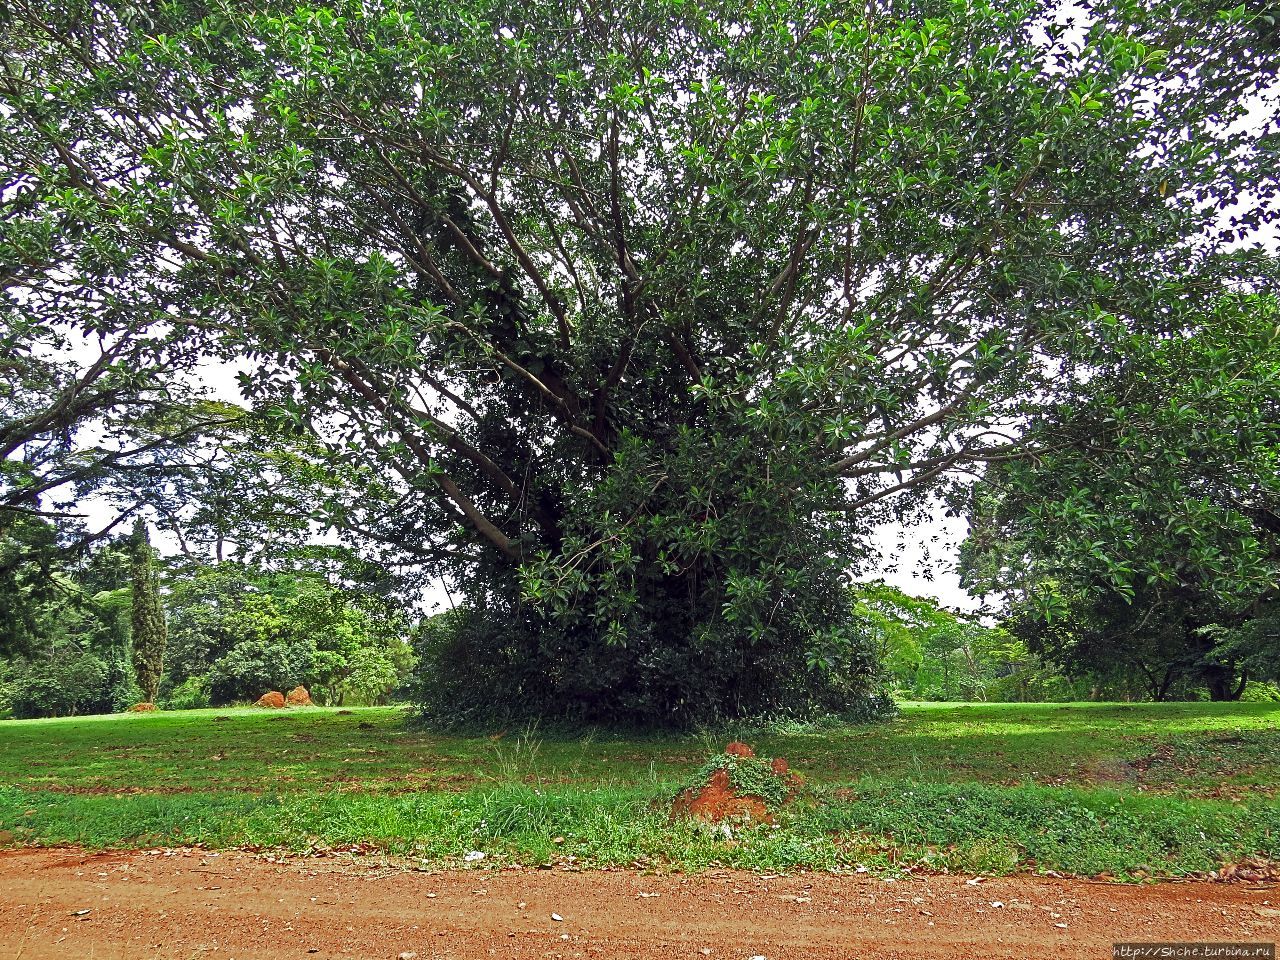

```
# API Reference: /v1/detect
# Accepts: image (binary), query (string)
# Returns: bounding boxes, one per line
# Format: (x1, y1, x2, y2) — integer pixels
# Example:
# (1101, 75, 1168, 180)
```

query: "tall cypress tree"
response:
(130, 519, 167, 704)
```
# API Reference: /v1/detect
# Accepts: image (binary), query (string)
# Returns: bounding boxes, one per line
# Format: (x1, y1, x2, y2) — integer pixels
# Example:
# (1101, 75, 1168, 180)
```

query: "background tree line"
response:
(855, 583, 1280, 704)
(0, 511, 418, 719)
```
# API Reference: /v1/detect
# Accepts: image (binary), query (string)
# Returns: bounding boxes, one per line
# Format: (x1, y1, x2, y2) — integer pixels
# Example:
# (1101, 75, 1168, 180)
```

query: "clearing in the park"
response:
(1, 702, 1277, 957)
(5, 702, 1277, 875)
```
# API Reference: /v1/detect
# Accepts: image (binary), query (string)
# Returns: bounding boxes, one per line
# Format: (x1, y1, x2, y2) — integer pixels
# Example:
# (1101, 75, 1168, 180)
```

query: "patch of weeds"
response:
(812, 779, 1280, 879)
(680, 753, 792, 805)
(486, 724, 545, 784)
(950, 837, 1022, 875)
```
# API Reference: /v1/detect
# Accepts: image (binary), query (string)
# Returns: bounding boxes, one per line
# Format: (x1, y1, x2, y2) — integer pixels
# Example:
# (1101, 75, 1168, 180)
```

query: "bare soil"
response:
(0, 847, 1276, 959)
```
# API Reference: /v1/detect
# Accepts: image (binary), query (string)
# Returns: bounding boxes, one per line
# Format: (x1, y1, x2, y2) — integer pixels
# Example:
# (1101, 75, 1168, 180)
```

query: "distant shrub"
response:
(1, 652, 112, 719)
(207, 638, 314, 705)
(164, 675, 212, 710)
(1240, 681, 1280, 703)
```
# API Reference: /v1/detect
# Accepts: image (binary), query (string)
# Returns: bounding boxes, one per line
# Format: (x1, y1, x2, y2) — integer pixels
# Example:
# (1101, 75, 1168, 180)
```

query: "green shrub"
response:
(1239, 681, 1280, 703)
(163, 675, 211, 711)
(207, 638, 314, 705)
(1, 652, 112, 719)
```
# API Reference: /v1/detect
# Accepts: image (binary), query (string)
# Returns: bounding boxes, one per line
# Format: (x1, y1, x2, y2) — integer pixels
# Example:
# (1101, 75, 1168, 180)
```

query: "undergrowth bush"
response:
(163, 675, 211, 711)
(411, 606, 895, 731)
(0, 652, 116, 719)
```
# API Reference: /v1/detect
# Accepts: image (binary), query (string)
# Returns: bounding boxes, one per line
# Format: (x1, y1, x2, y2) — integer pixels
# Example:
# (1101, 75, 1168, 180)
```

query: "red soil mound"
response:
(671, 767, 772, 824)
(285, 686, 312, 706)
(126, 702, 157, 713)
(255, 691, 286, 708)
(671, 743, 806, 825)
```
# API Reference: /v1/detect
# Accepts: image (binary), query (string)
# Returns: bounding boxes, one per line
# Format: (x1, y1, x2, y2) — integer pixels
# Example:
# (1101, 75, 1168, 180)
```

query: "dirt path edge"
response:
(0, 847, 1275, 959)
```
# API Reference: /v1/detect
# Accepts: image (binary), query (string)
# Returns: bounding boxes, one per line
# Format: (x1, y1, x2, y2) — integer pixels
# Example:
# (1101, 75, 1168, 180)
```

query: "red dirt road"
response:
(0, 847, 1276, 959)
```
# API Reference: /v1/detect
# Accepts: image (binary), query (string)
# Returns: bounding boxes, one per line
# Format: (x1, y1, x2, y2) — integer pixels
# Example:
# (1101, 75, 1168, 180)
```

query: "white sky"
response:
(868, 515, 974, 610)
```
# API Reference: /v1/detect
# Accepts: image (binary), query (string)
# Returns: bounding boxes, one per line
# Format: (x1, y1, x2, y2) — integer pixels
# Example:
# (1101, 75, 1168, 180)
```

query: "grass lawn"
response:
(1, 701, 1277, 880)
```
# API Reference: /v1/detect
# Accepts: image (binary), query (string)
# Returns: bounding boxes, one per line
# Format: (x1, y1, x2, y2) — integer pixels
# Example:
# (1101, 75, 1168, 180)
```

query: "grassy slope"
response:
(1, 702, 1277, 879)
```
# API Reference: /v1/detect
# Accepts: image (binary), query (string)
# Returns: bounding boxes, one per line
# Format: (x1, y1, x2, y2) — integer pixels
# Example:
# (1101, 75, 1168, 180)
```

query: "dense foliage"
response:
(3, 0, 1277, 722)
(960, 298, 1280, 700)
(0, 524, 139, 717)
(0, 513, 415, 717)
(165, 561, 415, 706)
(851, 583, 1072, 701)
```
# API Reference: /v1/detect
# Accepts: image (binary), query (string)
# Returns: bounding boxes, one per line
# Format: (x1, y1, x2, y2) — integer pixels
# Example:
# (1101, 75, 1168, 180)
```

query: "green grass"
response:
(1, 702, 1277, 880)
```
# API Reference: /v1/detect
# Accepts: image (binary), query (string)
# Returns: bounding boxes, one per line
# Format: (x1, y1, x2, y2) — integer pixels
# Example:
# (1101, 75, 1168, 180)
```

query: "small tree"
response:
(129, 519, 167, 703)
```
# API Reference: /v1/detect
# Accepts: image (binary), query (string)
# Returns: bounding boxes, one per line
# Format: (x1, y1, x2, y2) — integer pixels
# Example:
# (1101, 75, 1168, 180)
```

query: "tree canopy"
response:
(959, 295, 1280, 700)
(3, 0, 1277, 723)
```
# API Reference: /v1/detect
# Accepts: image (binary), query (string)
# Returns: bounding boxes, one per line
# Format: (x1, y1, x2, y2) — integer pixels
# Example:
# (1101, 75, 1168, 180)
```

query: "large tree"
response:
(3, 0, 1277, 723)
(960, 297, 1280, 700)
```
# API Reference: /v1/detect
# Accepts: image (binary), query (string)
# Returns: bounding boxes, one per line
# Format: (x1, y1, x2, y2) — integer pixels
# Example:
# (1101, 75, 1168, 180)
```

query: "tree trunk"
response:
(1206, 668, 1248, 701)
